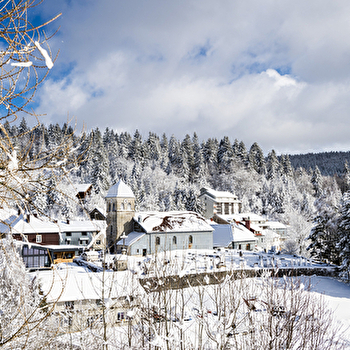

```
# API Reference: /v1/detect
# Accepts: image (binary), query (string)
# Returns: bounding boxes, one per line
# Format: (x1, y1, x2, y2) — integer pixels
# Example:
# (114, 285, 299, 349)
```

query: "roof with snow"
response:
(232, 222, 258, 242)
(212, 224, 234, 247)
(33, 269, 144, 303)
(230, 213, 266, 223)
(134, 211, 213, 233)
(266, 221, 288, 229)
(106, 179, 135, 198)
(116, 231, 146, 246)
(200, 187, 239, 200)
(0, 214, 101, 235)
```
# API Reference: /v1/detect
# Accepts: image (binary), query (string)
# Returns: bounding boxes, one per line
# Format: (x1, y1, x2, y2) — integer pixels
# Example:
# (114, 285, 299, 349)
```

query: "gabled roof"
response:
(33, 269, 144, 303)
(199, 187, 239, 200)
(232, 222, 257, 242)
(212, 224, 234, 247)
(134, 211, 213, 233)
(0, 214, 60, 235)
(116, 232, 146, 246)
(0, 214, 100, 235)
(106, 179, 135, 199)
(230, 213, 266, 223)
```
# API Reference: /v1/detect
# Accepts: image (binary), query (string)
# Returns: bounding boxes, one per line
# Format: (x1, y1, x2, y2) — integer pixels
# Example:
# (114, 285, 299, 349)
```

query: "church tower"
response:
(105, 179, 135, 252)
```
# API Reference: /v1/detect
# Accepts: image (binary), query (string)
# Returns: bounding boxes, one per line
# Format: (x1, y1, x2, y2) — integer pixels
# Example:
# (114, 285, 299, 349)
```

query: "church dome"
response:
(106, 180, 135, 198)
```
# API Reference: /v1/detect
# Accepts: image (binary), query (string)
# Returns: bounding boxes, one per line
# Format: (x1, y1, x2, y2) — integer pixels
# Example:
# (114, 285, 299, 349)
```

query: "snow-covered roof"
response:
(232, 222, 258, 242)
(66, 183, 92, 196)
(0, 214, 101, 235)
(0, 214, 61, 234)
(75, 184, 92, 193)
(230, 213, 266, 223)
(116, 231, 146, 246)
(134, 211, 213, 233)
(200, 187, 238, 200)
(213, 214, 238, 223)
(59, 220, 100, 233)
(33, 269, 144, 303)
(250, 223, 263, 233)
(212, 224, 234, 247)
(106, 179, 135, 199)
(266, 221, 288, 229)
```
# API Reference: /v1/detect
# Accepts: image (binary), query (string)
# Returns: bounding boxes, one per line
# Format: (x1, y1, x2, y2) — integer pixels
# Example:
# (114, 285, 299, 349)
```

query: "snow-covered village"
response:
(2, 1, 350, 349)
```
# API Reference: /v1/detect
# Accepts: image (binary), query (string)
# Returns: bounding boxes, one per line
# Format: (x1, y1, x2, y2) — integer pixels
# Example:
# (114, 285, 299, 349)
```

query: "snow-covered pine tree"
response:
(88, 128, 111, 196)
(202, 137, 219, 176)
(217, 136, 233, 173)
(192, 132, 206, 185)
(337, 190, 350, 278)
(160, 133, 169, 171)
(118, 131, 132, 159)
(248, 142, 266, 175)
(0, 238, 56, 349)
(266, 149, 280, 180)
(311, 165, 323, 197)
(129, 129, 143, 163)
(307, 196, 340, 264)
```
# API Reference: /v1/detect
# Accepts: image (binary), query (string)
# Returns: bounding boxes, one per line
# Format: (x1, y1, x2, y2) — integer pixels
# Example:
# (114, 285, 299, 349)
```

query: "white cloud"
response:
(35, 0, 350, 154)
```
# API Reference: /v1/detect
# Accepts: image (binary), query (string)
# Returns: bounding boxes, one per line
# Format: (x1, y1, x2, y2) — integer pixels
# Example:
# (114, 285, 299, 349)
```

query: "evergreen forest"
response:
(5, 118, 350, 275)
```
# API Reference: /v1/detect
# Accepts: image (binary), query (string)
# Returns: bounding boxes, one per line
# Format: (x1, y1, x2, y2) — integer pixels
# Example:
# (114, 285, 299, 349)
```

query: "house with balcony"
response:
(198, 187, 242, 219)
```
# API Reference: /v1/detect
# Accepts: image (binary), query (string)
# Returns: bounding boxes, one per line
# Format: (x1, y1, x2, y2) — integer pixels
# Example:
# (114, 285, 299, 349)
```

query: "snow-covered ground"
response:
(307, 276, 350, 344)
(44, 249, 350, 348)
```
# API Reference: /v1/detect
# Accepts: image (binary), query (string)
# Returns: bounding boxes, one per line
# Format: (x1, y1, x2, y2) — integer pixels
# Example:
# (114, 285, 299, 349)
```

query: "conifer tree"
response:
(337, 190, 350, 278)
(311, 165, 323, 197)
(307, 196, 340, 264)
(266, 149, 280, 180)
(160, 133, 169, 171)
(248, 142, 266, 175)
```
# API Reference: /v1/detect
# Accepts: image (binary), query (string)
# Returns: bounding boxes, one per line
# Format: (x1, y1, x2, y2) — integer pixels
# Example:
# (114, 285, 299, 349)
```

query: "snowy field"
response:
(307, 276, 350, 344)
(99, 249, 334, 277)
(49, 249, 350, 348)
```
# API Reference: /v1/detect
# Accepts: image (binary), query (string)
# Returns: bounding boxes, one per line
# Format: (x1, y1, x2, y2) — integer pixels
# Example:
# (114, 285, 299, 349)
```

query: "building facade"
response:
(199, 187, 242, 219)
(105, 180, 136, 252)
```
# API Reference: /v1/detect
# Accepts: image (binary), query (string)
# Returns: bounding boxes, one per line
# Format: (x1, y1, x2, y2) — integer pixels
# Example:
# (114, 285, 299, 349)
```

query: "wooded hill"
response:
(288, 151, 350, 176)
(5, 118, 350, 264)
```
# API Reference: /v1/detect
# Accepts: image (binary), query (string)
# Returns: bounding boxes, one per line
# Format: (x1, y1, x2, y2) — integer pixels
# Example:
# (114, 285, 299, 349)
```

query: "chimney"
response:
(245, 217, 251, 230)
(66, 219, 70, 224)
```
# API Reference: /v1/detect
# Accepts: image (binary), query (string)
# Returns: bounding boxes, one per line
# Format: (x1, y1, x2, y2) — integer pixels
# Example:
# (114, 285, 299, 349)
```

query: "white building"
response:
(199, 187, 242, 219)
(117, 211, 214, 256)
(33, 267, 144, 332)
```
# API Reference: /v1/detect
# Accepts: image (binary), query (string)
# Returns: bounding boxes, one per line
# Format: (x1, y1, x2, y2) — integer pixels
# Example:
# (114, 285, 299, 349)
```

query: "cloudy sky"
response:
(33, 0, 350, 154)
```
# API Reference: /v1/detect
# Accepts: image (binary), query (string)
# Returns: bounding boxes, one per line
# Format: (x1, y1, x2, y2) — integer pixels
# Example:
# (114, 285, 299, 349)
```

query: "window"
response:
(121, 203, 125, 210)
(79, 238, 88, 246)
(65, 301, 74, 310)
(36, 235, 42, 243)
(189, 235, 193, 244)
(108, 203, 111, 212)
(66, 232, 72, 237)
(127, 203, 131, 210)
(112, 203, 116, 212)
(173, 236, 177, 245)
(117, 312, 125, 321)
(82, 232, 88, 236)
(155, 236, 160, 245)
